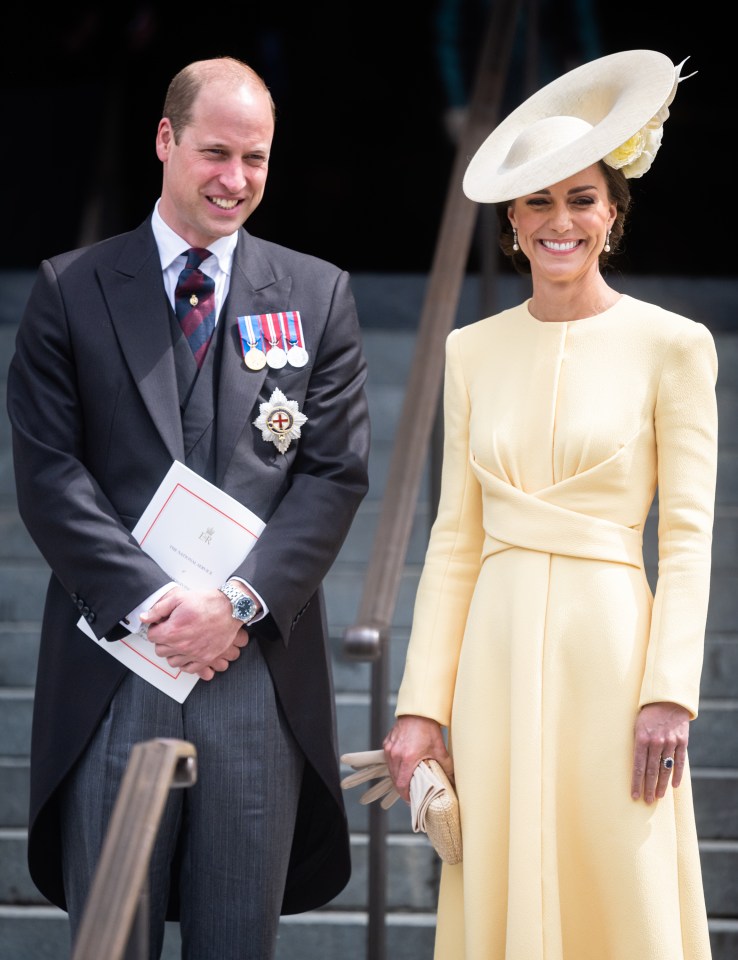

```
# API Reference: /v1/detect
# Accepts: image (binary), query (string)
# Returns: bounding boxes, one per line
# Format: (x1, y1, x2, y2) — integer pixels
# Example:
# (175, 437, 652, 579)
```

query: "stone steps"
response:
(1, 907, 438, 960)
(1, 898, 737, 960)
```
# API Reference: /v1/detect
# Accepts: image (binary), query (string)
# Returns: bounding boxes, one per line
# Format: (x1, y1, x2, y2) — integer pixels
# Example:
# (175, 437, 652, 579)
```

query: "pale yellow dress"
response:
(395, 295, 718, 960)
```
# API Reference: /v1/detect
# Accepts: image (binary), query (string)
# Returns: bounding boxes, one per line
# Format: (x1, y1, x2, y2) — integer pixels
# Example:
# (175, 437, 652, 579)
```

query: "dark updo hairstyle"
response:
(496, 162, 631, 274)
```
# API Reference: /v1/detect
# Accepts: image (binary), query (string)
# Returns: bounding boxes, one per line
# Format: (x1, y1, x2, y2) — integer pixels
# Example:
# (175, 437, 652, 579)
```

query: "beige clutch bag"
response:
(340, 750, 463, 865)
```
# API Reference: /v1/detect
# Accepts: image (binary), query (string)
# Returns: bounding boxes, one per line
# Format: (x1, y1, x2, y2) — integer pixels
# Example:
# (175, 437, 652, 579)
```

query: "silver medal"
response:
(287, 345, 309, 368)
(266, 345, 287, 369)
(279, 312, 308, 368)
(264, 313, 287, 368)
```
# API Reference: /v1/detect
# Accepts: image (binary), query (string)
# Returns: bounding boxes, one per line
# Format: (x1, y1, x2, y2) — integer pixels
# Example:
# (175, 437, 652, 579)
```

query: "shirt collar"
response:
(152, 199, 238, 275)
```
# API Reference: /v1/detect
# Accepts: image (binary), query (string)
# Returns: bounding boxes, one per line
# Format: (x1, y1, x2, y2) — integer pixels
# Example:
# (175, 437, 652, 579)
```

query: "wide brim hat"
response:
(463, 49, 683, 204)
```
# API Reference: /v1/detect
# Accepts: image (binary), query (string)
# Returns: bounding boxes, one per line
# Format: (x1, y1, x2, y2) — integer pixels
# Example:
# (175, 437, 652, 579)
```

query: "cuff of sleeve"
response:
(121, 582, 178, 635)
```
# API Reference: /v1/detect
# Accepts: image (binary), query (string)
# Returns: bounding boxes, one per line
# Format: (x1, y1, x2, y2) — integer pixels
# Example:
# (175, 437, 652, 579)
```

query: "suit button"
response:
(71, 593, 79, 602)
(86, 612, 96, 624)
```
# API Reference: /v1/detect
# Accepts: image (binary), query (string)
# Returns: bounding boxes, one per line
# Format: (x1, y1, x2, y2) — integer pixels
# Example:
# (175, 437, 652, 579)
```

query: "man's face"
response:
(156, 78, 275, 248)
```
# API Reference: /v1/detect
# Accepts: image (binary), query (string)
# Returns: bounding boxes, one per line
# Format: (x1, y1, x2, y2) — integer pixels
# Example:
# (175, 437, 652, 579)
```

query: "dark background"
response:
(1, 2, 731, 278)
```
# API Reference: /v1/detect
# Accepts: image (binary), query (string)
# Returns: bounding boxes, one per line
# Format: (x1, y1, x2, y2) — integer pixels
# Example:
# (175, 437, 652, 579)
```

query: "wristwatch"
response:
(218, 582, 258, 625)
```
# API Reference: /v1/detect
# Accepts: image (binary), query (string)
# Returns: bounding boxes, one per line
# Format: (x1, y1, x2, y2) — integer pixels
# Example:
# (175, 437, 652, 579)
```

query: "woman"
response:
(383, 50, 717, 959)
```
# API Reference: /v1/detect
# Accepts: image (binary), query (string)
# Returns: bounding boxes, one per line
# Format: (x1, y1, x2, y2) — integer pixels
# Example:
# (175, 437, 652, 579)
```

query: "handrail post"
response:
(71, 738, 197, 960)
(344, 623, 390, 960)
(367, 627, 390, 960)
(121, 880, 149, 960)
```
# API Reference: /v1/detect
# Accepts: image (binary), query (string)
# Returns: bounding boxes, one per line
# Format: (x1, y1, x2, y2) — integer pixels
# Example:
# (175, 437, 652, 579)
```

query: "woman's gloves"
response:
(340, 749, 401, 809)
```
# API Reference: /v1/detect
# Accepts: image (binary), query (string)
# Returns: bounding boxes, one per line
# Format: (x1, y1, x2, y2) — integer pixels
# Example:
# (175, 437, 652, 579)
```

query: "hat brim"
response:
(462, 50, 677, 203)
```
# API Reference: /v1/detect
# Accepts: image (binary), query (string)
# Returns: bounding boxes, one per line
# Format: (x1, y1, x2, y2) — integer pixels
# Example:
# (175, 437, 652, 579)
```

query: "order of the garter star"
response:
(253, 388, 308, 454)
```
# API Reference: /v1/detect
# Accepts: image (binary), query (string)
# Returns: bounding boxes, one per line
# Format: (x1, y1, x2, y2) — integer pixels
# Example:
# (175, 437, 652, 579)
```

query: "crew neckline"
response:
(524, 293, 626, 325)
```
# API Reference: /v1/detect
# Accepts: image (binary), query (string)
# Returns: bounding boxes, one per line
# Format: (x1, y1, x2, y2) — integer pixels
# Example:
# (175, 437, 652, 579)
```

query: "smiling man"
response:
(7, 56, 370, 960)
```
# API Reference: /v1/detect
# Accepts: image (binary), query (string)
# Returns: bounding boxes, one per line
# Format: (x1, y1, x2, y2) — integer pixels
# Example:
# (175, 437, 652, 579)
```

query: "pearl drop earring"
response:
(604, 229, 611, 253)
(512, 228, 519, 252)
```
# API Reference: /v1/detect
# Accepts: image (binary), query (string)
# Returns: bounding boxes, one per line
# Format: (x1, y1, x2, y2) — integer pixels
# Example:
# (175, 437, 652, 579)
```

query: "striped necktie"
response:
(174, 247, 216, 368)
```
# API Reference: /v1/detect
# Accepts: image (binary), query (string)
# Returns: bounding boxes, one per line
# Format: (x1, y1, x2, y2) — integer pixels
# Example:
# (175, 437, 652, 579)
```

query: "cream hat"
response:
(463, 49, 690, 204)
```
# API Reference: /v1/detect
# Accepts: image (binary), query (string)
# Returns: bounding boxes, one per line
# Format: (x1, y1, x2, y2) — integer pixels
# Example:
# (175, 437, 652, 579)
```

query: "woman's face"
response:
(508, 164, 616, 284)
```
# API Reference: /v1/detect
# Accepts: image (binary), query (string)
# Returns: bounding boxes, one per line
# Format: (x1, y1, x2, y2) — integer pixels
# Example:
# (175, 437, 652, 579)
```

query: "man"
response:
(7, 56, 370, 959)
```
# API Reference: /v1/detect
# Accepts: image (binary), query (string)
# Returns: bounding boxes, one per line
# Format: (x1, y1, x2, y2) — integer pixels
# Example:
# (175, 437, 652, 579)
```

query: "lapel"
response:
(215, 230, 294, 486)
(97, 221, 184, 462)
(95, 223, 296, 481)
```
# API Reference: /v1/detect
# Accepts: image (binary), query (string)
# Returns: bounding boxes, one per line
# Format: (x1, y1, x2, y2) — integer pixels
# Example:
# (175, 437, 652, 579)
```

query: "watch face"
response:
(234, 595, 256, 622)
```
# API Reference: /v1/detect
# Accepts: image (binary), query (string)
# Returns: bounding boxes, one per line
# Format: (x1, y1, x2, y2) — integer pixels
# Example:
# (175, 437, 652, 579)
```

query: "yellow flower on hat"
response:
(604, 125, 664, 178)
(605, 130, 646, 170)
(603, 57, 691, 180)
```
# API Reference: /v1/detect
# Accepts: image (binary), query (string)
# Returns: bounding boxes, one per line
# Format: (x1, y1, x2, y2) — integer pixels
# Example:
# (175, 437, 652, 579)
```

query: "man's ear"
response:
(155, 118, 174, 162)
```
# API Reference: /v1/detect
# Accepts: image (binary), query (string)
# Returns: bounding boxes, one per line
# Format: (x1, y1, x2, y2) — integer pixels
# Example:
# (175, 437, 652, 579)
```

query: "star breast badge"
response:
(253, 388, 308, 454)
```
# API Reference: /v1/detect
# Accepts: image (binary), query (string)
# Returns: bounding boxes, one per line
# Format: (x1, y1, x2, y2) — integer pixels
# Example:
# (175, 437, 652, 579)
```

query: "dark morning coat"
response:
(6, 216, 370, 916)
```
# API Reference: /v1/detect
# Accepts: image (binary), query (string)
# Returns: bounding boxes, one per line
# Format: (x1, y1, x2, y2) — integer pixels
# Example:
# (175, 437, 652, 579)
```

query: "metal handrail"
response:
(343, 2, 523, 958)
(71, 738, 197, 960)
(345, 1, 521, 658)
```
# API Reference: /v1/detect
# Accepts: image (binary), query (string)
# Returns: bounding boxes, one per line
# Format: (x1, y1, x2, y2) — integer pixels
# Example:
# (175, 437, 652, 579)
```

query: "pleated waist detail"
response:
(472, 459, 644, 569)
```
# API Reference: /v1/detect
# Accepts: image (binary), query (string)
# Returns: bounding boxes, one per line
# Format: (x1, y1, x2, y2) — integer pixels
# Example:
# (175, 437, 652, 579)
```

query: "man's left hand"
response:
(141, 586, 248, 680)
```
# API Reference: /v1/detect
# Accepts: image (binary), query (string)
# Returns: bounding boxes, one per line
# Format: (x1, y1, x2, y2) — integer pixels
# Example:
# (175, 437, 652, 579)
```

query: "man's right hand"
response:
(140, 586, 249, 680)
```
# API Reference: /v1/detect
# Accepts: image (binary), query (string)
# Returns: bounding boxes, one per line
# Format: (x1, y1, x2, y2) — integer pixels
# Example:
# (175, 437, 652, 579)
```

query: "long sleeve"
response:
(395, 329, 484, 725)
(7, 255, 176, 639)
(639, 320, 718, 717)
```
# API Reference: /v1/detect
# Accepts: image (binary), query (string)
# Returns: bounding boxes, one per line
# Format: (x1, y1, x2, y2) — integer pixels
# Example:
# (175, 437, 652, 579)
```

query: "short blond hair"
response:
(162, 56, 276, 142)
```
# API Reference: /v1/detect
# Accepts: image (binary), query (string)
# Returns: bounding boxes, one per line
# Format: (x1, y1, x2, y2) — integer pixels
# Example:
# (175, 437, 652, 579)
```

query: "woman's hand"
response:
(631, 701, 691, 803)
(383, 715, 453, 803)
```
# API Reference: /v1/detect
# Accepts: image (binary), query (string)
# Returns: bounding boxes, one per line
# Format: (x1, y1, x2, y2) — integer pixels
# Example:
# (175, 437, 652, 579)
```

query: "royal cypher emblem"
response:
(253, 388, 308, 454)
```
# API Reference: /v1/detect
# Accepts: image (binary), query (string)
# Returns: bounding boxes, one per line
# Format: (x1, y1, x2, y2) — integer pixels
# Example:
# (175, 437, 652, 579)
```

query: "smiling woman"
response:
(505, 170, 619, 312)
(497, 160, 632, 278)
(382, 49, 718, 960)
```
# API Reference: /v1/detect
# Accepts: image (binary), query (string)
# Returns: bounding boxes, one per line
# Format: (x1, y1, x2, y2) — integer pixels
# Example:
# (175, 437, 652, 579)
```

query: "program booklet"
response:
(77, 461, 265, 702)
